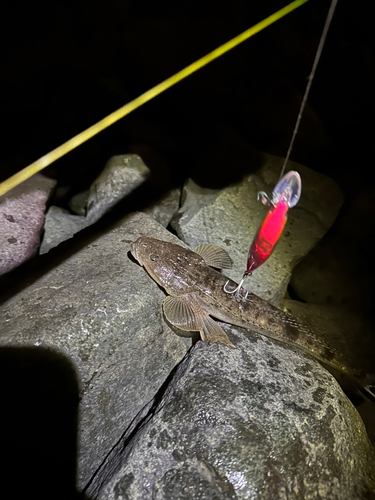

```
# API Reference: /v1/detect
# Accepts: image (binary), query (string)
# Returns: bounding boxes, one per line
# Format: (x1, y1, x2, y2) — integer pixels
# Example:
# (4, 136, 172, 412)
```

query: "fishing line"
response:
(280, 0, 338, 179)
(0, 0, 308, 197)
(226, 1, 339, 301)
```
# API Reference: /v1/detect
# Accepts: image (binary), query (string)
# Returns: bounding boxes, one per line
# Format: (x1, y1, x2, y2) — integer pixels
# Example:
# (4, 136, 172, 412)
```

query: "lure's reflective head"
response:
(272, 170, 302, 208)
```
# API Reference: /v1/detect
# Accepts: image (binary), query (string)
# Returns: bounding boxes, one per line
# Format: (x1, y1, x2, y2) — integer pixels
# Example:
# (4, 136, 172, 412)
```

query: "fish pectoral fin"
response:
(163, 295, 234, 348)
(163, 295, 200, 331)
(200, 315, 235, 348)
(193, 244, 232, 269)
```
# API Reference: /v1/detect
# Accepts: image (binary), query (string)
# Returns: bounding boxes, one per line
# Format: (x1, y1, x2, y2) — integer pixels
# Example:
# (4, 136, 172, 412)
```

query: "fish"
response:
(131, 235, 375, 398)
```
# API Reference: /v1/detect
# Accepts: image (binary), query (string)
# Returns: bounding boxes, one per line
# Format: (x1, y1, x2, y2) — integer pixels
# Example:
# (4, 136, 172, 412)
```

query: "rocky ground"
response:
(1, 154, 374, 499)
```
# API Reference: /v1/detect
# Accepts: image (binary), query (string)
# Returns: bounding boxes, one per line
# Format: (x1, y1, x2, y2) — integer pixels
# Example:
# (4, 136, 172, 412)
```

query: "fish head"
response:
(131, 236, 202, 295)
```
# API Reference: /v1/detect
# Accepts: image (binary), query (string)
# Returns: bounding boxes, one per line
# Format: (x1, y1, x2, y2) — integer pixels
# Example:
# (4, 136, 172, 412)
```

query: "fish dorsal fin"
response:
(193, 244, 232, 269)
(163, 295, 235, 348)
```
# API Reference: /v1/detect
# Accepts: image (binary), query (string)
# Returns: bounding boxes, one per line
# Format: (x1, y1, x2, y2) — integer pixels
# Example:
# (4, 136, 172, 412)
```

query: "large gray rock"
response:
(171, 154, 343, 306)
(281, 298, 375, 445)
(0, 212, 190, 489)
(0, 173, 56, 274)
(92, 325, 375, 500)
(40, 205, 88, 252)
(86, 155, 180, 227)
(40, 155, 180, 254)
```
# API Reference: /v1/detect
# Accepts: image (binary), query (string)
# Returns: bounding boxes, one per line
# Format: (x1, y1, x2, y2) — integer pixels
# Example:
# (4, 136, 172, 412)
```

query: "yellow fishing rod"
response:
(0, 0, 309, 198)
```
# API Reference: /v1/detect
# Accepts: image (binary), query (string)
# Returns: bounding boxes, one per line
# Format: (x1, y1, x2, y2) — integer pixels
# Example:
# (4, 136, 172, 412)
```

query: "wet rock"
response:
(91, 326, 375, 500)
(0, 173, 56, 275)
(0, 212, 191, 489)
(40, 155, 180, 254)
(171, 153, 343, 306)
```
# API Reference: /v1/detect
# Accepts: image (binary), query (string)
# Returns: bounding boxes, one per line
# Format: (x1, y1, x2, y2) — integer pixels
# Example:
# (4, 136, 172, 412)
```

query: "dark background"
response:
(1, 0, 374, 193)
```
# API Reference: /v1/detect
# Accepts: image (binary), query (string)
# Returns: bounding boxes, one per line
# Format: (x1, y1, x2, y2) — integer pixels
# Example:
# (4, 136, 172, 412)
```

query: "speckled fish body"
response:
(131, 236, 358, 379)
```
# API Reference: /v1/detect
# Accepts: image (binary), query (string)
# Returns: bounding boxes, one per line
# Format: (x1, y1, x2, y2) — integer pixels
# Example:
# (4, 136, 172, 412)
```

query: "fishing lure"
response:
(224, 170, 302, 300)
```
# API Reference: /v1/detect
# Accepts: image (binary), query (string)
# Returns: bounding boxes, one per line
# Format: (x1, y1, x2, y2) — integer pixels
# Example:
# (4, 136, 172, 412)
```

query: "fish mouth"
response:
(130, 236, 153, 266)
(130, 240, 140, 264)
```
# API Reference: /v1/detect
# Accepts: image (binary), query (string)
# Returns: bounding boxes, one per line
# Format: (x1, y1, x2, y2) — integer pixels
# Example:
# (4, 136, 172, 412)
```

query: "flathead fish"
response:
(131, 236, 374, 398)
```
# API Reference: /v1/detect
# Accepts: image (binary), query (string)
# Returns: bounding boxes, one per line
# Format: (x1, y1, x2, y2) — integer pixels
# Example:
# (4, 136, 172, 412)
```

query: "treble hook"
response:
(223, 272, 251, 301)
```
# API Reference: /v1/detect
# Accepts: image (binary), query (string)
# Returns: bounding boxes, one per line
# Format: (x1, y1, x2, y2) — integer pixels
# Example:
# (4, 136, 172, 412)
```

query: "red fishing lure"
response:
(224, 170, 302, 300)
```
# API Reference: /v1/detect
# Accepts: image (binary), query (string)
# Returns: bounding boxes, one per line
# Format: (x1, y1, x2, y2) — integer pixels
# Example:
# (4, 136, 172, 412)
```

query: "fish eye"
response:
(149, 253, 159, 262)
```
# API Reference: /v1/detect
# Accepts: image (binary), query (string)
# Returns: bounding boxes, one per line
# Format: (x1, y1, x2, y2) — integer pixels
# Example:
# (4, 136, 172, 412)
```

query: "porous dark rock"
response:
(85, 154, 150, 223)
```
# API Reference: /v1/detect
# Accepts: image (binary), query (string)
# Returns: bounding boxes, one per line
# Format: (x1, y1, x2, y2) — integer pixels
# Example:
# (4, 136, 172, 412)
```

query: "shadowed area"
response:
(0, 347, 85, 499)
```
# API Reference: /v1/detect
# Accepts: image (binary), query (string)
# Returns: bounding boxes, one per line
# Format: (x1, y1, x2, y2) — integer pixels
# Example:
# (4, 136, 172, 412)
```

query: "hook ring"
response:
(223, 272, 251, 301)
